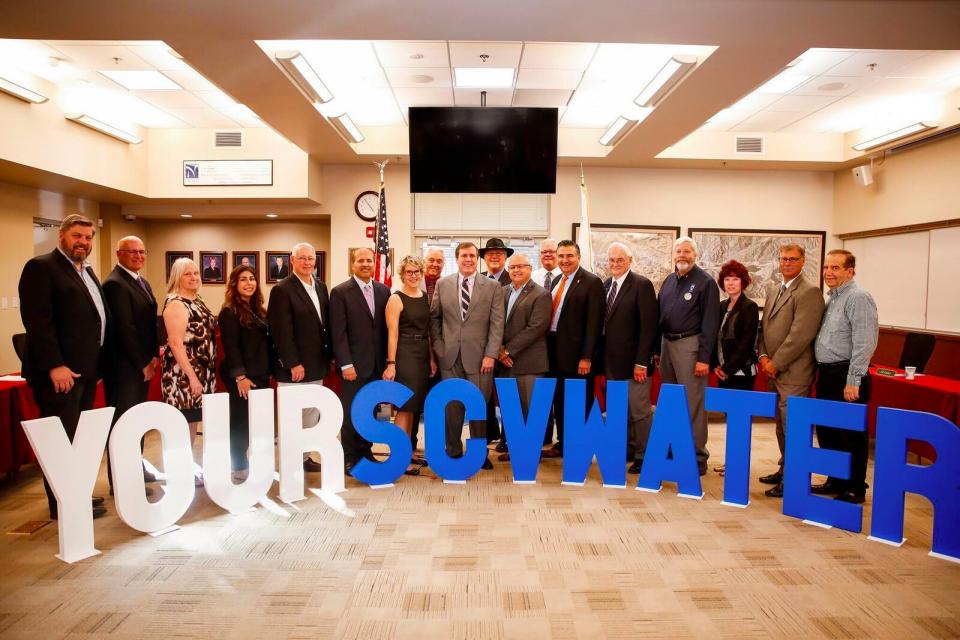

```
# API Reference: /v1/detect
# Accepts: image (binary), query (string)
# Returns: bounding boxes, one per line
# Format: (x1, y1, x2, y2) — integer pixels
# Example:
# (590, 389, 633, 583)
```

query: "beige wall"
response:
(833, 134, 960, 235)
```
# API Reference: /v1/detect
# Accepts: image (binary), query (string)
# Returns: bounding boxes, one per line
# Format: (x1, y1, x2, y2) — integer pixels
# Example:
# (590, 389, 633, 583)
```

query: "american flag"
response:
(373, 186, 392, 287)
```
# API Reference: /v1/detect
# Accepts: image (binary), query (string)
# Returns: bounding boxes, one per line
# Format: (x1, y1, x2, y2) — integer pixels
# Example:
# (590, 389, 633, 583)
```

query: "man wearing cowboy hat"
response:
(479, 238, 514, 449)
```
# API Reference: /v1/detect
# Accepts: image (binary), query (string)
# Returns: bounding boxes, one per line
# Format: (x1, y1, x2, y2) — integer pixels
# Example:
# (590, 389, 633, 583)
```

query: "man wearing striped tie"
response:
(430, 242, 505, 465)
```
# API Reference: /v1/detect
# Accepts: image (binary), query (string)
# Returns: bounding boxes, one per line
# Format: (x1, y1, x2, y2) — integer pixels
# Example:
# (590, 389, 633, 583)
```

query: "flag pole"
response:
(579, 163, 593, 272)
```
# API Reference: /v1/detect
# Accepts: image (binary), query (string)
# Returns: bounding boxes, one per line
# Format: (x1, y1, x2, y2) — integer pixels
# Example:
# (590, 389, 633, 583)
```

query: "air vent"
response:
(735, 136, 764, 154)
(214, 131, 242, 148)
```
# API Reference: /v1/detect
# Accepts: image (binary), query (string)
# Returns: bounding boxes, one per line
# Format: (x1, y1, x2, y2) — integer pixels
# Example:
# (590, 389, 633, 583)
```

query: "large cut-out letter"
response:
(561, 379, 627, 487)
(277, 384, 345, 502)
(706, 387, 776, 507)
(423, 379, 486, 482)
(496, 377, 555, 483)
(349, 381, 414, 486)
(637, 384, 702, 498)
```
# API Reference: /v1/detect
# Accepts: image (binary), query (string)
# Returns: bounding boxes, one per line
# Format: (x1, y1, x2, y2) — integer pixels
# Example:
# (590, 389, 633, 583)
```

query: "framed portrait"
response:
(347, 247, 393, 279)
(265, 251, 291, 283)
(199, 251, 226, 284)
(232, 251, 259, 277)
(313, 251, 327, 284)
(573, 223, 681, 291)
(687, 227, 826, 306)
(165, 250, 194, 281)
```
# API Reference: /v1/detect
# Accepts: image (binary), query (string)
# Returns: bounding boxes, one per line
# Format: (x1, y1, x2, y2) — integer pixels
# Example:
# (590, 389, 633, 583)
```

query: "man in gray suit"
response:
(430, 242, 505, 466)
(495, 253, 552, 462)
(757, 243, 825, 498)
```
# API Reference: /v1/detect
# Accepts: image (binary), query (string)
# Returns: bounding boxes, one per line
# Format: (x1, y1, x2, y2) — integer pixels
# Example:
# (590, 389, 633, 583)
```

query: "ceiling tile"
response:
(516, 68, 584, 90)
(792, 75, 877, 97)
(162, 67, 220, 92)
(513, 89, 571, 107)
(765, 94, 841, 112)
(393, 87, 454, 106)
(732, 110, 805, 132)
(165, 107, 239, 128)
(890, 51, 960, 80)
(132, 90, 207, 109)
(51, 44, 150, 70)
(519, 42, 596, 69)
(453, 88, 512, 106)
(373, 41, 448, 68)
(384, 67, 451, 88)
(857, 76, 942, 96)
(788, 49, 855, 76)
(825, 50, 928, 77)
(449, 42, 522, 68)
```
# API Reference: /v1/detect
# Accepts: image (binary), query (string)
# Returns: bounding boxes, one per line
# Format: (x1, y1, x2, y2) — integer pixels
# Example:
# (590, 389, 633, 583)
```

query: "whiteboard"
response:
(926, 226, 960, 333)
(414, 193, 548, 231)
(844, 232, 928, 329)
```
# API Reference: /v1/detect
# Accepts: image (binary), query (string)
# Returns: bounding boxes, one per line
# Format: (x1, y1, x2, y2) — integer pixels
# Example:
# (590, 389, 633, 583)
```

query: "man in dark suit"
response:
(495, 253, 552, 462)
(102, 236, 159, 491)
(479, 238, 512, 449)
(329, 247, 390, 472)
(542, 240, 605, 458)
(267, 242, 330, 472)
(600, 242, 659, 474)
(18, 214, 110, 520)
(270, 256, 289, 280)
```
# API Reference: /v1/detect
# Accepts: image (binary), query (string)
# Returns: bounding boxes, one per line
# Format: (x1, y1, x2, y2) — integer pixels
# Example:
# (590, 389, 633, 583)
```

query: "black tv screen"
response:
(409, 107, 558, 194)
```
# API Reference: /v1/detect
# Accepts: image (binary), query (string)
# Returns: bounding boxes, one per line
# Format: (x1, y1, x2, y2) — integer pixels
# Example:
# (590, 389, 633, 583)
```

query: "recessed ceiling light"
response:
(180, 213, 193, 218)
(411, 74, 434, 84)
(454, 67, 515, 88)
(99, 69, 182, 91)
(265, 213, 278, 218)
(755, 72, 811, 94)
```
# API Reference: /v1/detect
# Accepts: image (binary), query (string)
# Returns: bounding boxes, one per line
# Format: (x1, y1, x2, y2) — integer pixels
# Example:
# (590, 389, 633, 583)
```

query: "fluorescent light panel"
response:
(851, 121, 937, 151)
(634, 55, 697, 107)
(599, 116, 636, 146)
(454, 67, 515, 88)
(99, 70, 182, 91)
(0, 76, 48, 103)
(65, 113, 142, 144)
(275, 51, 334, 103)
(755, 72, 811, 94)
(331, 113, 364, 143)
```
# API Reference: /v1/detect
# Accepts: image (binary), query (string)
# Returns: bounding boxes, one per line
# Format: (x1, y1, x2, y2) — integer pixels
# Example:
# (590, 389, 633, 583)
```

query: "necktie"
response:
(543, 271, 554, 292)
(551, 274, 568, 321)
(606, 279, 618, 322)
(460, 276, 471, 320)
(136, 276, 149, 294)
(489, 272, 498, 280)
(773, 283, 786, 308)
(363, 283, 375, 316)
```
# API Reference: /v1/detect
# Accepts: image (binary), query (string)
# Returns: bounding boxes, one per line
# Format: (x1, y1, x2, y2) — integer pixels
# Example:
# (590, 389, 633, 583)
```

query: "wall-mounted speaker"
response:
(852, 164, 873, 187)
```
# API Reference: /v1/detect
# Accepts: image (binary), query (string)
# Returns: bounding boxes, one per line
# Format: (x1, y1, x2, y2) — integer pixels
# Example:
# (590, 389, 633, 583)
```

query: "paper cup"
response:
(905, 366, 917, 380)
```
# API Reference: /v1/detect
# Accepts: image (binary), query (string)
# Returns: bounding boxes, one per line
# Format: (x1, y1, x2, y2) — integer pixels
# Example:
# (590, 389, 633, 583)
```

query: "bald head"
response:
(507, 252, 533, 287)
(116, 236, 146, 272)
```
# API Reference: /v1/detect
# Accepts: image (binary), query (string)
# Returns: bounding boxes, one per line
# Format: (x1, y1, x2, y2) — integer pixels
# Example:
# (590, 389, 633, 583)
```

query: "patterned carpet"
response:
(0, 420, 958, 639)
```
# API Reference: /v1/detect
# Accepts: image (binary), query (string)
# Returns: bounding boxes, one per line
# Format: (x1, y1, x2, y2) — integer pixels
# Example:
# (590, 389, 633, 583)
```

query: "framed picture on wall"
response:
(199, 251, 226, 284)
(313, 251, 326, 284)
(347, 247, 393, 279)
(165, 250, 194, 281)
(573, 223, 680, 291)
(232, 251, 259, 277)
(266, 251, 291, 283)
(687, 227, 826, 307)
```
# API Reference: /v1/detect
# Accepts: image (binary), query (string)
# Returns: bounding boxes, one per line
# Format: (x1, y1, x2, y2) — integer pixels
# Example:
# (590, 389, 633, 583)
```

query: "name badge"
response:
(683, 292, 693, 301)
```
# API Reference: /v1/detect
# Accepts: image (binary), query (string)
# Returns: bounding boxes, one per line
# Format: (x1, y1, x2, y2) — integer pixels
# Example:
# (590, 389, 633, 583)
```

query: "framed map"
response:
(573, 223, 680, 291)
(688, 228, 826, 306)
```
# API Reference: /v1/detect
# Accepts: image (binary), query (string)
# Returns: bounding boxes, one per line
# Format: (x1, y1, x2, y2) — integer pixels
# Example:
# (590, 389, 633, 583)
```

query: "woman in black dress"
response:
(218, 265, 272, 480)
(383, 255, 436, 474)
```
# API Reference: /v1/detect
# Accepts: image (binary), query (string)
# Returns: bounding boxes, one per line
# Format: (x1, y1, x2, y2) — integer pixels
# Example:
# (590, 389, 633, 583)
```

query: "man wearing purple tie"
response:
(329, 247, 391, 473)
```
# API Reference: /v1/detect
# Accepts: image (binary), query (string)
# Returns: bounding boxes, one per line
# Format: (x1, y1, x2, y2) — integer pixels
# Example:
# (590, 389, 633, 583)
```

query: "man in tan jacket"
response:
(756, 243, 825, 498)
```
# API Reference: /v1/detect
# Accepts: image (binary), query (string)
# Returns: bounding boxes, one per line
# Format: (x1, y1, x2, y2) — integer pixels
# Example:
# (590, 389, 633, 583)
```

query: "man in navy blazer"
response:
(600, 243, 659, 473)
(329, 247, 390, 472)
(267, 242, 331, 472)
(102, 236, 159, 490)
(18, 214, 111, 520)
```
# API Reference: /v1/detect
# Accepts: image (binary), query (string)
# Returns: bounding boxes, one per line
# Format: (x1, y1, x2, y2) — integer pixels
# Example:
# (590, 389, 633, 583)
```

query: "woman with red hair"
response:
(711, 259, 760, 392)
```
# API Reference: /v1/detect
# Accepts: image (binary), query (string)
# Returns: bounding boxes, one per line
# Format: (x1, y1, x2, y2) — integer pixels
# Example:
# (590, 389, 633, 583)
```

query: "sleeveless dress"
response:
(394, 291, 431, 413)
(161, 294, 217, 421)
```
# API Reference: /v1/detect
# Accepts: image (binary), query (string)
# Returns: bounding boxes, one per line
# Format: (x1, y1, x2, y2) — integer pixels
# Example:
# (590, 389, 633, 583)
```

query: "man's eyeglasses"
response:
(119, 249, 147, 255)
(779, 257, 802, 263)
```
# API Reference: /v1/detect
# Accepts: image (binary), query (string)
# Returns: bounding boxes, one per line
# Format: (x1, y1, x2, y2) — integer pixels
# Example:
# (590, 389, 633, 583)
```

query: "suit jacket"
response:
(18, 249, 110, 382)
(102, 265, 158, 382)
(501, 280, 551, 375)
(756, 275, 825, 386)
(430, 272, 505, 372)
(481, 270, 511, 286)
(267, 274, 331, 382)
(218, 306, 272, 381)
(711, 295, 760, 377)
(202, 266, 222, 281)
(270, 264, 289, 280)
(549, 267, 605, 375)
(602, 271, 658, 380)
(329, 277, 390, 379)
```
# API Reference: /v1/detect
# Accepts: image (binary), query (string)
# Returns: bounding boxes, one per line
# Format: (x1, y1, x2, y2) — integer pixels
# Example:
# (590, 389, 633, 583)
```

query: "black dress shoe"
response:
(303, 458, 323, 472)
(92, 496, 105, 506)
(494, 441, 508, 453)
(810, 480, 844, 495)
(50, 505, 107, 520)
(834, 491, 865, 504)
(627, 461, 643, 474)
(759, 470, 783, 485)
(764, 483, 784, 498)
(481, 458, 494, 470)
(143, 469, 158, 483)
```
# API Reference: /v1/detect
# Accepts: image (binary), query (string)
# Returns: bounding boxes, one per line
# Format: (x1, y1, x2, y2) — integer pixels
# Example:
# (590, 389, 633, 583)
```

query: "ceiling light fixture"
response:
(599, 117, 637, 146)
(329, 113, 364, 143)
(634, 55, 697, 107)
(454, 67, 515, 89)
(0, 76, 48, 103)
(64, 113, 142, 144)
(265, 213, 279, 218)
(851, 121, 938, 151)
(180, 214, 193, 218)
(275, 51, 334, 103)
(99, 70, 182, 91)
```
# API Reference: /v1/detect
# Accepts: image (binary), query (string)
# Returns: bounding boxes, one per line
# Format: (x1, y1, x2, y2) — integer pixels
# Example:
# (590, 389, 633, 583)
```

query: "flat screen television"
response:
(409, 107, 558, 194)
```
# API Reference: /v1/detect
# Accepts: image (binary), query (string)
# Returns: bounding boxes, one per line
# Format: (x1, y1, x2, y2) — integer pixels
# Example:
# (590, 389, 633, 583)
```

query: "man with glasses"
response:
(531, 238, 562, 445)
(103, 236, 159, 494)
(756, 243, 825, 498)
(267, 242, 331, 472)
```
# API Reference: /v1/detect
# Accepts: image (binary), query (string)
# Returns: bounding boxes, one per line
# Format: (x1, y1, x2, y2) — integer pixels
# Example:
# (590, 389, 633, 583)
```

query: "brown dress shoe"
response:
(497, 452, 511, 462)
(764, 483, 784, 498)
(759, 471, 783, 485)
(541, 448, 562, 459)
(303, 458, 323, 472)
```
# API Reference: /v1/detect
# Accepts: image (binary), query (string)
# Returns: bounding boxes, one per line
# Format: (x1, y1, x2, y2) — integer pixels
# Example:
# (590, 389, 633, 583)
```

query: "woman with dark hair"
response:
(711, 259, 760, 475)
(219, 265, 272, 479)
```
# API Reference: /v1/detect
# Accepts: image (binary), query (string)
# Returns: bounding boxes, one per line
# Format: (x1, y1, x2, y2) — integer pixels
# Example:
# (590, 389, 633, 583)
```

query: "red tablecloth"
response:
(867, 365, 960, 459)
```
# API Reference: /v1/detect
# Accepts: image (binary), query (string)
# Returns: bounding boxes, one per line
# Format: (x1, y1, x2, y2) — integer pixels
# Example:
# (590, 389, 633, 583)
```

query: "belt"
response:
(664, 330, 700, 341)
(818, 360, 850, 369)
(401, 333, 428, 340)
